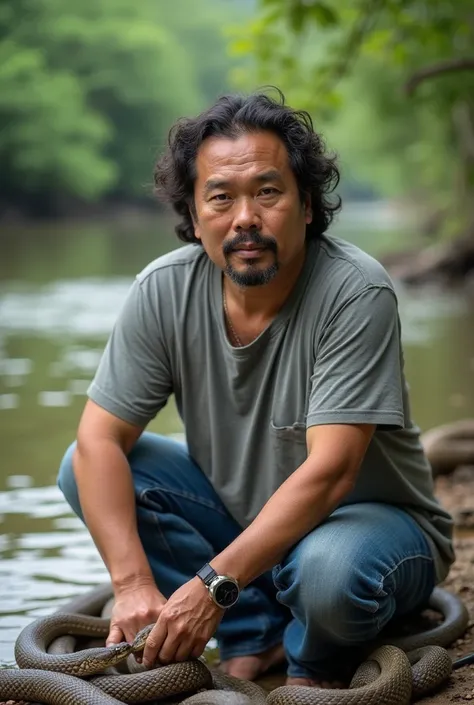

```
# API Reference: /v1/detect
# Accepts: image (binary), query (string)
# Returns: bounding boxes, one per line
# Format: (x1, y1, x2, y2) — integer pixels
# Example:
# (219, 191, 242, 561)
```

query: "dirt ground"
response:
(418, 465, 474, 703)
(3, 467, 474, 704)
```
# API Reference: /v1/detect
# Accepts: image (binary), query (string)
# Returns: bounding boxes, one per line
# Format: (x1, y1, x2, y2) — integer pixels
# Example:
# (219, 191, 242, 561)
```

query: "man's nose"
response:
(233, 197, 262, 231)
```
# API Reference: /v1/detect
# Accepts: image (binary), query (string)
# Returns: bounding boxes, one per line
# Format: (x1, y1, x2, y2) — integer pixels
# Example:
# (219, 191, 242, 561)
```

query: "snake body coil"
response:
(0, 584, 468, 705)
(14, 614, 130, 676)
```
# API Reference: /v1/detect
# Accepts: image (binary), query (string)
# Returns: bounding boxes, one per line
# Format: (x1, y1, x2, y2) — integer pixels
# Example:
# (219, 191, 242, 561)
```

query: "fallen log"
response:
(421, 419, 474, 476)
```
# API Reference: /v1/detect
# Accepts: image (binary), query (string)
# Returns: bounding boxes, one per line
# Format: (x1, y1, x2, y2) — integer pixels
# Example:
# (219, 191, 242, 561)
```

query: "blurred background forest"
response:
(1, 0, 474, 257)
(0, 0, 249, 216)
(0, 0, 474, 667)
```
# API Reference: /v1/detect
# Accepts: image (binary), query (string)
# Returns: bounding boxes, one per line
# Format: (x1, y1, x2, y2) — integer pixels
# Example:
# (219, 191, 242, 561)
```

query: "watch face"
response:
(214, 579, 239, 608)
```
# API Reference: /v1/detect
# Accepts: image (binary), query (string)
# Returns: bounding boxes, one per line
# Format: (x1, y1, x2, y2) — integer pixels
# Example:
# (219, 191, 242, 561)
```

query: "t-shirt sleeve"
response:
(307, 284, 405, 429)
(87, 277, 172, 427)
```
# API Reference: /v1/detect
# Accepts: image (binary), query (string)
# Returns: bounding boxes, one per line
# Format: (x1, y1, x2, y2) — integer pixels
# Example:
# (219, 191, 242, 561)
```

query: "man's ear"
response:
(190, 202, 201, 241)
(193, 219, 201, 242)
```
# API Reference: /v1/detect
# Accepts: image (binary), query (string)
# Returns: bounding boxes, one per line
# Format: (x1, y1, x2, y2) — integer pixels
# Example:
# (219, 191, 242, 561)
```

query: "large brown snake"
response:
(0, 582, 468, 705)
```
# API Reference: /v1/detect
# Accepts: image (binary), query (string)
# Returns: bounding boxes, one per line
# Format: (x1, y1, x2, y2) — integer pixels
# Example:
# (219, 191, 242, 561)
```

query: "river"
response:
(1, 207, 473, 665)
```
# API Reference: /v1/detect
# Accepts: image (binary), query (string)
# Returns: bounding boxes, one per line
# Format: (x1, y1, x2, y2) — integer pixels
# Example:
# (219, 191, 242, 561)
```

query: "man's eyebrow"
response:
(253, 169, 283, 184)
(203, 179, 231, 195)
(203, 170, 283, 195)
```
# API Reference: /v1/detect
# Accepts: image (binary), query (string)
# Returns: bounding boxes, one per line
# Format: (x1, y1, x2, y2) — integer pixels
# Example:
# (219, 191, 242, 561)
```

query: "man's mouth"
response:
(233, 243, 265, 252)
(223, 233, 277, 259)
(232, 244, 266, 259)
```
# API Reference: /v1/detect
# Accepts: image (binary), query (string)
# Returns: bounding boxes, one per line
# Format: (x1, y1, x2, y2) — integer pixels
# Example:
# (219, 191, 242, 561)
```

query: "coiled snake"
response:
(0, 582, 468, 705)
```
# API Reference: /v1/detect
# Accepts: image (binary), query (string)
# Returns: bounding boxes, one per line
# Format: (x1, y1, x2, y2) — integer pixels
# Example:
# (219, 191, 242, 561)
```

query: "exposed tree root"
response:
(381, 233, 474, 288)
(421, 420, 474, 476)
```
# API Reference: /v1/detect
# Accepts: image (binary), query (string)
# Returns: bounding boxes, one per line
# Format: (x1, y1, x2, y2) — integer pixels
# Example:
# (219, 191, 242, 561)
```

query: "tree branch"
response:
(405, 58, 474, 95)
(330, 0, 383, 83)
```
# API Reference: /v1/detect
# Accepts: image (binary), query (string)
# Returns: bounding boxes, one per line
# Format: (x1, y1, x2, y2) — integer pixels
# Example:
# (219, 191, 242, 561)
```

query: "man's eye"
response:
(211, 194, 230, 201)
(260, 188, 278, 196)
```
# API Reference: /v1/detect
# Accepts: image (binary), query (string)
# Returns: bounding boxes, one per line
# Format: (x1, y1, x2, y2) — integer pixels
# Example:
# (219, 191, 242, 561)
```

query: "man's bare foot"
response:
(285, 676, 345, 689)
(219, 643, 286, 680)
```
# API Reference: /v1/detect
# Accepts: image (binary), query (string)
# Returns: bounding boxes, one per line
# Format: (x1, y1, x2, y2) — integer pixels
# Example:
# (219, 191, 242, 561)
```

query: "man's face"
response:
(192, 131, 312, 287)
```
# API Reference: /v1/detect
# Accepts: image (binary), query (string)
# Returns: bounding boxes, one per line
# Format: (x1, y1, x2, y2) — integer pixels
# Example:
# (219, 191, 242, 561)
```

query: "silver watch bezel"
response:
(208, 574, 240, 608)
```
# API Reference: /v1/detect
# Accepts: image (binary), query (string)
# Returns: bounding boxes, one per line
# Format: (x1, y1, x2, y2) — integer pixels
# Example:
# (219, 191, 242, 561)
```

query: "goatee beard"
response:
(224, 262, 279, 287)
(223, 230, 279, 287)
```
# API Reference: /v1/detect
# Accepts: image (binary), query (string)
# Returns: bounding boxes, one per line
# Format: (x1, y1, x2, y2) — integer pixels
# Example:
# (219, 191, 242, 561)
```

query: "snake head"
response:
(109, 641, 132, 660)
(78, 642, 131, 675)
(131, 624, 154, 653)
(100, 641, 132, 667)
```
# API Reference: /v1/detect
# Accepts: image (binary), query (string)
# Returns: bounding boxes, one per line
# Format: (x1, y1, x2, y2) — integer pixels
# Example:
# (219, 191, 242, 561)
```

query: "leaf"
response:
(288, 2, 305, 34)
(230, 38, 254, 55)
(308, 2, 339, 27)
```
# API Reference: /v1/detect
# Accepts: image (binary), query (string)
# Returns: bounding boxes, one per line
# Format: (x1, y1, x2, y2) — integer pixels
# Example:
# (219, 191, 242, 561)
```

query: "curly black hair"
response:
(154, 87, 341, 244)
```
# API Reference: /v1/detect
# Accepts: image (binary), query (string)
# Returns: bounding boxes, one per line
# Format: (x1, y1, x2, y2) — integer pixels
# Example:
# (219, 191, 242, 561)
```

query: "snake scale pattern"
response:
(0, 583, 468, 705)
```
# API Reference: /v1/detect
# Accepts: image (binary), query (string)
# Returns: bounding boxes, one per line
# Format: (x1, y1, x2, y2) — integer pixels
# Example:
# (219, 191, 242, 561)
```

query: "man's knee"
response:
(275, 536, 383, 644)
(57, 441, 83, 518)
(57, 432, 179, 516)
(127, 432, 189, 469)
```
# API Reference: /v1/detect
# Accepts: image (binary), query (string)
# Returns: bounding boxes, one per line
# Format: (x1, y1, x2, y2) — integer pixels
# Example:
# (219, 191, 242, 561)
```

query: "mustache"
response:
(223, 231, 278, 256)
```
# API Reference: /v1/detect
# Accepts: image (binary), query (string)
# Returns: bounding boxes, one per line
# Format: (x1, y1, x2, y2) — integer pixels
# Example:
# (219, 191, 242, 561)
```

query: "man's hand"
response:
(142, 577, 224, 668)
(107, 582, 167, 647)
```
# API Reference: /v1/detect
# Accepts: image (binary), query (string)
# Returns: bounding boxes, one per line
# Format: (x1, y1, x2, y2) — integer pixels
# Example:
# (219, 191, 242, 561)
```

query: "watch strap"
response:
(196, 562, 217, 586)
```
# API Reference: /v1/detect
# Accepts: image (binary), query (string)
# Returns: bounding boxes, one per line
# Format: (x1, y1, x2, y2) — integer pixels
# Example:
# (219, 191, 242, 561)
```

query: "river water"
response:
(1, 208, 473, 665)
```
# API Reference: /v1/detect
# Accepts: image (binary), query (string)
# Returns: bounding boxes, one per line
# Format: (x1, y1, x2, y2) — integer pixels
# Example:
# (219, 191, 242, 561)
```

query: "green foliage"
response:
(230, 0, 474, 235)
(0, 0, 246, 211)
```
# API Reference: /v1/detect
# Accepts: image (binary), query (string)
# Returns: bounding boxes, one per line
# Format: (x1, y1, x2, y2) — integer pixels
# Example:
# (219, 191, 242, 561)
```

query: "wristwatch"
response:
(196, 563, 240, 609)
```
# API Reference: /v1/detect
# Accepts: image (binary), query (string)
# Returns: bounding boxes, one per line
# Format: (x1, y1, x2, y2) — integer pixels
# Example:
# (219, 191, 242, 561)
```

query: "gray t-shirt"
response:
(88, 235, 454, 582)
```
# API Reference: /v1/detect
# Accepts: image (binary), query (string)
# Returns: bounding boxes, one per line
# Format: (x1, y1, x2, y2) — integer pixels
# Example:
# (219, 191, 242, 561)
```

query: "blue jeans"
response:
(57, 432, 436, 680)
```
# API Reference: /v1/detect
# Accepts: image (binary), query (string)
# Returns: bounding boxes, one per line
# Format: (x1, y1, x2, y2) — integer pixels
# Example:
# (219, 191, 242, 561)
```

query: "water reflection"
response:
(0, 485, 108, 665)
(0, 358, 33, 377)
(0, 215, 473, 665)
(0, 278, 133, 337)
(0, 394, 19, 410)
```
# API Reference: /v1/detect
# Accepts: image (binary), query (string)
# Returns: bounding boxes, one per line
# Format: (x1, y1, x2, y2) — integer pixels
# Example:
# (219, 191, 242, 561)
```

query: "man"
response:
(58, 89, 454, 688)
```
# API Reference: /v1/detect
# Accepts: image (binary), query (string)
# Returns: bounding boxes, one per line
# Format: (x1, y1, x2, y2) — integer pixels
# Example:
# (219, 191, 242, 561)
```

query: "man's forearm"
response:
(73, 441, 154, 590)
(210, 454, 355, 588)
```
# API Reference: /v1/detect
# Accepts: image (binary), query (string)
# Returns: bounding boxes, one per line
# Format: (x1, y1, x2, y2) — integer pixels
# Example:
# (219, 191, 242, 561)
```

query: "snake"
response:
(0, 583, 469, 705)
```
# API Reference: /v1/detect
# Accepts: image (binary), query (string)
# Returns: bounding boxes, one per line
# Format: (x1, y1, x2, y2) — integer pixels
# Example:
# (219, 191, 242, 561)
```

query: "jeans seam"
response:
(139, 486, 230, 517)
(374, 553, 434, 630)
(272, 564, 284, 591)
(374, 553, 434, 596)
(138, 505, 180, 567)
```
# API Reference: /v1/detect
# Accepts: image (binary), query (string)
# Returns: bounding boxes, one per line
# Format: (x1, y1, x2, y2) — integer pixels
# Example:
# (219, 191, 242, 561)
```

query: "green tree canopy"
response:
(229, 1, 474, 238)
(0, 0, 245, 214)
